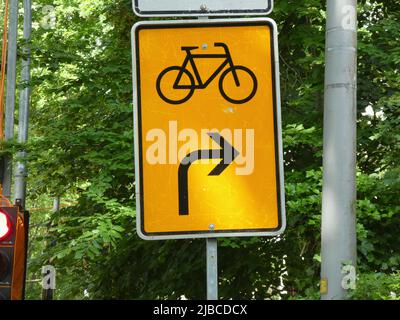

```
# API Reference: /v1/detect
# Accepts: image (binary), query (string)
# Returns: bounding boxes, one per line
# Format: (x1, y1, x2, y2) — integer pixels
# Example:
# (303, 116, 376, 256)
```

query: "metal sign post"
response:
(206, 238, 218, 300)
(14, 0, 32, 209)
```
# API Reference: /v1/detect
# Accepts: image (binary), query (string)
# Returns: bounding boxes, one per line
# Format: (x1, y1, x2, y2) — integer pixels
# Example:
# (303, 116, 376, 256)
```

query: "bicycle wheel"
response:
(219, 66, 258, 104)
(156, 66, 195, 105)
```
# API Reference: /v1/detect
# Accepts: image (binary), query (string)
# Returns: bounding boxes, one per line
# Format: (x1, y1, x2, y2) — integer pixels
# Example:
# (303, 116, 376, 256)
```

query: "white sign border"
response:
(133, 0, 274, 17)
(131, 18, 286, 240)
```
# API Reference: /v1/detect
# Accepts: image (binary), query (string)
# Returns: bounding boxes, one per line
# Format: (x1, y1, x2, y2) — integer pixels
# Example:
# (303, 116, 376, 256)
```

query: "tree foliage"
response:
(2, 0, 397, 299)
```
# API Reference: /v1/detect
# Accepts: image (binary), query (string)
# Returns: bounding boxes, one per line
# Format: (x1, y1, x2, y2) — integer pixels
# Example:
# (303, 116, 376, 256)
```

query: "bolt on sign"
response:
(131, 18, 286, 240)
(133, 0, 274, 17)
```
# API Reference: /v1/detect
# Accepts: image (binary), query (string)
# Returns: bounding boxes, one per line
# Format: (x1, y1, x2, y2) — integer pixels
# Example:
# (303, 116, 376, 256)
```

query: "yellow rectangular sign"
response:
(132, 18, 286, 240)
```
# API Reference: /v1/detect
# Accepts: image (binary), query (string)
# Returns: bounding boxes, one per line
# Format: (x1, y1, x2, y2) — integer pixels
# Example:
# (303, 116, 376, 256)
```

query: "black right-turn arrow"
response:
(178, 132, 240, 215)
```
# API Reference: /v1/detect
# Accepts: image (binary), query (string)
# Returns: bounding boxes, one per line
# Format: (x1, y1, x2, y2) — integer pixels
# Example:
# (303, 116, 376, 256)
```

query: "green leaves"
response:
(350, 272, 400, 300)
(21, 0, 400, 300)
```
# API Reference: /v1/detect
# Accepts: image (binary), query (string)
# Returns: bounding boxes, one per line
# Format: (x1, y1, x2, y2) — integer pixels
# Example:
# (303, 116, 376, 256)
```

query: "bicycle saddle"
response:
(181, 46, 199, 51)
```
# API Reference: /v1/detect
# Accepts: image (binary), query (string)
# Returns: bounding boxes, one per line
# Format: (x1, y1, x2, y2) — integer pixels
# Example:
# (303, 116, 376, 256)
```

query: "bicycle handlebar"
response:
(214, 42, 229, 50)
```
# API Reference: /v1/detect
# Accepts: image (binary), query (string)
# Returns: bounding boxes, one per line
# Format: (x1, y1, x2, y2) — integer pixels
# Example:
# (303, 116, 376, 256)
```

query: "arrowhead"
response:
(207, 132, 240, 176)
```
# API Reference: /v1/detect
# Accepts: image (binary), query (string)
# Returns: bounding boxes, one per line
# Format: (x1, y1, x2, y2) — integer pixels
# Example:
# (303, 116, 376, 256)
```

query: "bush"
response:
(350, 272, 400, 300)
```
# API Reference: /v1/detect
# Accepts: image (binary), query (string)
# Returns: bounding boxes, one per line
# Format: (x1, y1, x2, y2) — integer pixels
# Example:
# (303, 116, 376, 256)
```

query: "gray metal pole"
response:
(206, 238, 218, 300)
(321, 0, 357, 300)
(14, 0, 31, 208)
(3, 0, 19, 199)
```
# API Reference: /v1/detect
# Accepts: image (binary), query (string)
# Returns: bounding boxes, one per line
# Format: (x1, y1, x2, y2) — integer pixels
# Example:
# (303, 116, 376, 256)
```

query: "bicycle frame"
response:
(173, 43, 240, 89)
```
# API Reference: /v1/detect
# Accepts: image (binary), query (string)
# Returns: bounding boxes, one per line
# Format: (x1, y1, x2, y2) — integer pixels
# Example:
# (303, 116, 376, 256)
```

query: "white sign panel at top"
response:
(133, 0, 273, 17)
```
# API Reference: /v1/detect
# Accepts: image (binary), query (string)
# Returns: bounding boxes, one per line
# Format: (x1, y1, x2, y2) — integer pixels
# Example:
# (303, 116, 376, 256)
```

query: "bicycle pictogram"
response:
(156, 43, 258, 105)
